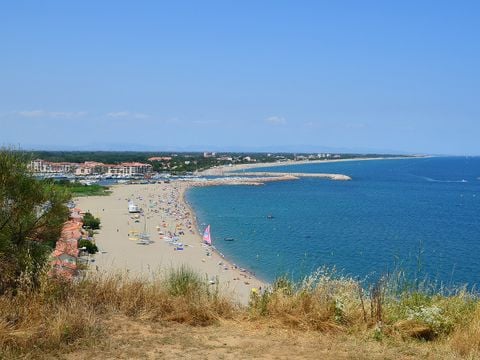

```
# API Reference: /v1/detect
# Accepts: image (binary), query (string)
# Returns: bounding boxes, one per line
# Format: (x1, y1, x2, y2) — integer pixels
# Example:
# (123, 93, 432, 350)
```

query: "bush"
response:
(83, 212, 100, 230)
(249, 268, 360, 331)
(165, 265, 204, 297)
(78, 239, 98, 254)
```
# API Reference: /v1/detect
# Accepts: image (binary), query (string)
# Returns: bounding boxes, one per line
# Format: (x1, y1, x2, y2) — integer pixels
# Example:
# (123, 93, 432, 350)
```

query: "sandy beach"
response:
(76, 182, 265, 304)
(200, 156, 420, 176)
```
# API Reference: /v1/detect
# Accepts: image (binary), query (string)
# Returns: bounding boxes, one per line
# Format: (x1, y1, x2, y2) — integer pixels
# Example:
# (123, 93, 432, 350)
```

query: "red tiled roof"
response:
(54, 239, 79, 257)
(51, 259, 77, 270)
(49, 207, 88, 280)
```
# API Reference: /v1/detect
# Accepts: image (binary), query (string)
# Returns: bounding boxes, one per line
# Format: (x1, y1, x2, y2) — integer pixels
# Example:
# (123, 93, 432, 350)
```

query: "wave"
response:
(415, 175, 468, 183)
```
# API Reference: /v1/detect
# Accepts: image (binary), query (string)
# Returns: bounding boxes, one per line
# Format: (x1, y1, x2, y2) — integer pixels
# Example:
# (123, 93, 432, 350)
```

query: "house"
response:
(29, 159, 78, 173)
(75, 161, 107, 176)
(50, 209, 84, 280)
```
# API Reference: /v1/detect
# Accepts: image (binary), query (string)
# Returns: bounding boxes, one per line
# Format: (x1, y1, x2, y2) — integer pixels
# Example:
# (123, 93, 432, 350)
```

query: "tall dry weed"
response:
(249, 268, 365, 332)
(0, 266, 235, 357)
(450, 303, 480, 357)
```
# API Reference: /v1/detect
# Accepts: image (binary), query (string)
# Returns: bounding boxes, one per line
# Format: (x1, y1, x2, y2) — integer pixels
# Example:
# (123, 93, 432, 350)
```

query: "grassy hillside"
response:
(1, 267, 479, 359)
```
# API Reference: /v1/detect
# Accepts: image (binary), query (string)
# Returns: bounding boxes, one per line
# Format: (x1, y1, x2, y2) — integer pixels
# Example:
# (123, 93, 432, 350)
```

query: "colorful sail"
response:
(203, 225, 212, 245)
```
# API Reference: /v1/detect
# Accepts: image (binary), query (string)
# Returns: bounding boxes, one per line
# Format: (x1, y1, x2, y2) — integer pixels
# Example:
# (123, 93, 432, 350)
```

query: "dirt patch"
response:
(63, 316, 454, 360)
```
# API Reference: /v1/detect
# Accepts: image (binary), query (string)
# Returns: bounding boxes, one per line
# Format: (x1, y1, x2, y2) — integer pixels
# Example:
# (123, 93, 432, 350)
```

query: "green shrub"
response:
(78, 239, 98, 254)
(83, 212, 101, 230)
(165, 266, 204, 297)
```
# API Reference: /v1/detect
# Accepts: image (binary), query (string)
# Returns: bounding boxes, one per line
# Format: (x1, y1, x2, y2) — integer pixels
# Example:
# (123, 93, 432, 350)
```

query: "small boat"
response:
(203, 225, 212, 245)
(224, 237, 235, 241)
(267, 214, 274, 219)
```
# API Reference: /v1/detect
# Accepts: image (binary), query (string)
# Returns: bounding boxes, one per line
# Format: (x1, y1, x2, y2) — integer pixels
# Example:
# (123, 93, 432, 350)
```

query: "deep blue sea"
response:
(186, 157, 480, 287)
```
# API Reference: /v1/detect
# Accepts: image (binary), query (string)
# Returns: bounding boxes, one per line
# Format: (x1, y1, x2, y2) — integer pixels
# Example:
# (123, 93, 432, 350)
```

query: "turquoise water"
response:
(186, 157, 480, 287)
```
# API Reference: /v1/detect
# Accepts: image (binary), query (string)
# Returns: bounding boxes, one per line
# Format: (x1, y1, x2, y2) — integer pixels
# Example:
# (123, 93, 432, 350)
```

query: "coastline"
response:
(76, 182, 265, 305)
(179, 183, 269, 284)
(75, 155, 424, 305)
(200, 155, 426, 176)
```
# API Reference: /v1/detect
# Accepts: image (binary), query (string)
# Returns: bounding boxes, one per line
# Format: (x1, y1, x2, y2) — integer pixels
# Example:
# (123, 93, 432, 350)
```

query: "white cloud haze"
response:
(14, 110, 87, 119)
(106, 111, 149, 119)
(265, 116, 286, 125)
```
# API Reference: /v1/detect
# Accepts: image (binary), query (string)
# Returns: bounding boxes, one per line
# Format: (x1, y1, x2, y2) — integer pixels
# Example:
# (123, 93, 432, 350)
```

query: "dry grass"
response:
(0, 283, 102, 358)
(450, 303, 480, 358)
(0, 267, 479, 359)
(0, 267, 234, 358)
(248, 270, 364, 332)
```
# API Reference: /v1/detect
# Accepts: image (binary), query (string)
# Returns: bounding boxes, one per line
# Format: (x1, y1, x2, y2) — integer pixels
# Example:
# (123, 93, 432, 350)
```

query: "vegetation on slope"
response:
(0, 268, 234, 358)
(0, 268, 479, 359)
(0, 149, 70, 292)
(249, 269, 478, 343)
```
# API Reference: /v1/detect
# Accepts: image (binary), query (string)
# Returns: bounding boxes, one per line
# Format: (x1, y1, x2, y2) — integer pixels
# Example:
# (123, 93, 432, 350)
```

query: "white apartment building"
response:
(106, 162, 152, 176)
(30, 159, 77, 173)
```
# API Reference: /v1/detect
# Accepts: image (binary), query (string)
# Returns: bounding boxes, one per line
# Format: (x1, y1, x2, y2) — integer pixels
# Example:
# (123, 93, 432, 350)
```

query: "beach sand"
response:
(76, 182, 265, 304)
(200, 156, 420, 176)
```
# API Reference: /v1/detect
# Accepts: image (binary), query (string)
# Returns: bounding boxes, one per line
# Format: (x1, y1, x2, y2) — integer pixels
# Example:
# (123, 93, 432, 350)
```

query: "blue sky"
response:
(0, 1, 479, 154)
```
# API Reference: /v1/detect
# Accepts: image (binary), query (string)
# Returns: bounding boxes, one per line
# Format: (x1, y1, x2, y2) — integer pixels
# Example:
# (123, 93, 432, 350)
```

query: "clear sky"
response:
(1, 1, 479, 154)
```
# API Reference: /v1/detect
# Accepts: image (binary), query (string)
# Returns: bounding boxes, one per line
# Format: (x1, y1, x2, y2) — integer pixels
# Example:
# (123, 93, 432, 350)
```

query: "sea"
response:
(186, 157, 480, 288)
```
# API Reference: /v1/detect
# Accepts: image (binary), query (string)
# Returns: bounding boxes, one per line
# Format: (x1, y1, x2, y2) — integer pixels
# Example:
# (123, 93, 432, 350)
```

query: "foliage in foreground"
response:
(0, 267, 480, 358)
(249, 268, 480, 356)
(0, 149, 70, 293)
(0, 267, 234, 358)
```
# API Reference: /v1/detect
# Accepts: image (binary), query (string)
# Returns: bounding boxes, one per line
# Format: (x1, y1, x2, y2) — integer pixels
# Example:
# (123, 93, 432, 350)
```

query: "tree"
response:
(82, 212, 100, 230)
(78, 239, 98, 254)
(0, 149, 70, 292)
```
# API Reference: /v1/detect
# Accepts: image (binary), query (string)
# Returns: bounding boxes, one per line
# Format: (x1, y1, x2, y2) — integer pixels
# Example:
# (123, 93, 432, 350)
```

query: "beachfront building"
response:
(75, 166, 93, 176)
(31, 159, 151, 177)
(106, 162, 152, 176)
(74, 161, 108, 176)
(30, 159, 78, 173)
(30, 159, 48, 172)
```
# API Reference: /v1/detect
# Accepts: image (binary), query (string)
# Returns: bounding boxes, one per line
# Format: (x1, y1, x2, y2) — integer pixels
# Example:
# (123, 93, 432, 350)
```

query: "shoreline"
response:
(75, 155, 425, 304)
(76, 182, 265, 305)
(180, 183, 268, 284)
(200, 155, 426, 176)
